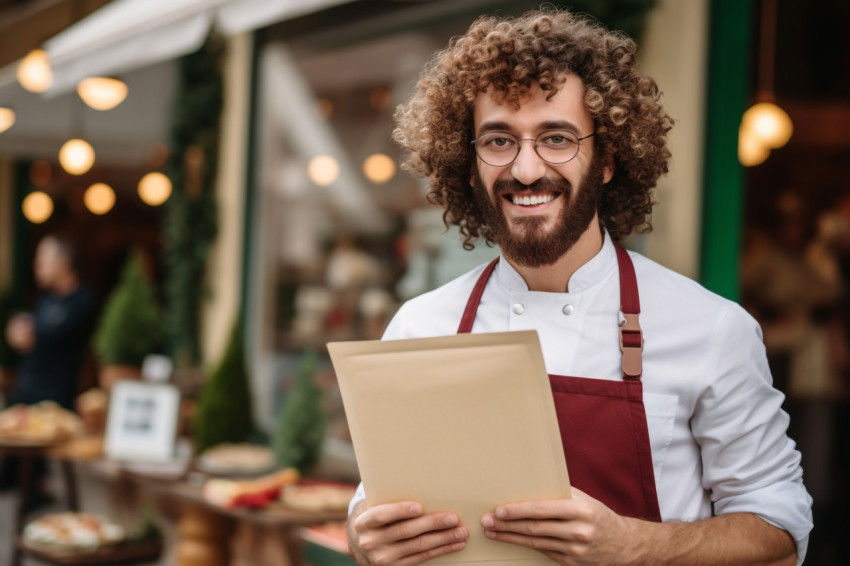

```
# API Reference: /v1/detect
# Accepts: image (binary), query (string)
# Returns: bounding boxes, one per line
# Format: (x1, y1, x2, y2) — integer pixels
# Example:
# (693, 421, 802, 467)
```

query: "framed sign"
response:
(105, 380, 180, 462)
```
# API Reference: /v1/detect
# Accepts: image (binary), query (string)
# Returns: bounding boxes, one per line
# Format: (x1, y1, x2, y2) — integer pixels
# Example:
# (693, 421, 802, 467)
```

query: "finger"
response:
(375, 526, 469, 565)
(391, 539, 469, 566)
(383, 512, 462, 543)
(483, 528, 565, 554)
(355, 501, 424, 531)
(480, 516, 566, 539)
(492, 498, 591, 522)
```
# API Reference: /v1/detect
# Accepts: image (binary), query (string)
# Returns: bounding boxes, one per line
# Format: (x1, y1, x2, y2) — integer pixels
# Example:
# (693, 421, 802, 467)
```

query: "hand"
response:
(350, 501, 469, 566)
(5, 313, 35, 352)
(480, 488, 643, 565)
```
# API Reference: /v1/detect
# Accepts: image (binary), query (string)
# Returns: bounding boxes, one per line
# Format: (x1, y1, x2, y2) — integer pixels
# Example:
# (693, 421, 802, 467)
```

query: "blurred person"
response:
(346, 8, 812, 566)
(0, 234, 98, 504)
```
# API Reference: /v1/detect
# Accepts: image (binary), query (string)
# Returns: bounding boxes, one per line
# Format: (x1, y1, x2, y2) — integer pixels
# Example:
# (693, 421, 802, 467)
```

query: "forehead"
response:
(473, 74, 591, 133)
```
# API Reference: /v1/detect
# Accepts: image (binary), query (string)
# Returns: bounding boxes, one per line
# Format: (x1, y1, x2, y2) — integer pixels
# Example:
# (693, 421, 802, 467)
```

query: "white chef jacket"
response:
(348, 232, 813, 564)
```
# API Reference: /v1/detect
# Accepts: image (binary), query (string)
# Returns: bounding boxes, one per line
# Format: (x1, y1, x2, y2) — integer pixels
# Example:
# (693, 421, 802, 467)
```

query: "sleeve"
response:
(691, 304, 813, 565)
(348, 482, 366, 516)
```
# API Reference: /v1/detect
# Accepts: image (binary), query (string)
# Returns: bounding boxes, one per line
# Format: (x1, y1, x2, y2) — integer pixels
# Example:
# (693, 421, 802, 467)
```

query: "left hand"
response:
(480, 487, 644, 565)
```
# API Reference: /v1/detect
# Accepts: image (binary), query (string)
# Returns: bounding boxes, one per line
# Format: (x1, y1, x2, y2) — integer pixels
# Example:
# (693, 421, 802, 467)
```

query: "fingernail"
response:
(484, 529, 496, 538)
(409, 503, 422, 515)
(481, 515, 494, 528)
(495, 507, 507, 519)
(443, 514, 457, 527)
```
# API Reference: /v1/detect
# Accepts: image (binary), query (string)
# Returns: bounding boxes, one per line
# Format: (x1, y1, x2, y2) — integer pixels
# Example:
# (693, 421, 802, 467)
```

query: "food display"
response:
(202, 467, 300, 509)
(0, 401, 85, 444)
(196, 443, 276, 476)
(281, 482, 358, 511)
(23, 512, 126, 551)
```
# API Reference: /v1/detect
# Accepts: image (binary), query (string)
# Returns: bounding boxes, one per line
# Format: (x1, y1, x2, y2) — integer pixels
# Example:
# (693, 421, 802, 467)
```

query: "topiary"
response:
(273, 349, 325, 474)
(93, 252, 163, 366)
(193, 321, 254, 454)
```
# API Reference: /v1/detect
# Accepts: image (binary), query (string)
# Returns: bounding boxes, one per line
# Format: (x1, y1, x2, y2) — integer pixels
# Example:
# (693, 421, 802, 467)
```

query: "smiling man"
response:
(346, 8, 812, 566)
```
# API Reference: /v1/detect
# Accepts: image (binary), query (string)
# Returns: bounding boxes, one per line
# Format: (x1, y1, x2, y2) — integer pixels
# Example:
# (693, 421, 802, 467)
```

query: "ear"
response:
(602, 152, 615, 184)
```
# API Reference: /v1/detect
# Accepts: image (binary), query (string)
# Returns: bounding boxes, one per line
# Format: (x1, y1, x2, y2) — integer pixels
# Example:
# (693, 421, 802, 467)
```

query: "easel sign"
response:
(105, 380, 180, 463)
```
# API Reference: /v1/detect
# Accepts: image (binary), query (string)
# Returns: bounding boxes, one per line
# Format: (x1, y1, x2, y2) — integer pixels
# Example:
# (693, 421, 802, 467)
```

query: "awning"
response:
(40, 0, 354, 95)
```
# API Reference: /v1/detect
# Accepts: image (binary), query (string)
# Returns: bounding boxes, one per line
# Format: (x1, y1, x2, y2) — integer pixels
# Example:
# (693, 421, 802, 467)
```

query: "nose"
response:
(510, 139, 547, 186)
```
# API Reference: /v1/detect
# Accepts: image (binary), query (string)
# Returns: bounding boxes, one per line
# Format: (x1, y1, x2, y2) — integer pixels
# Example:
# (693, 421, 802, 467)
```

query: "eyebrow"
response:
(476, 119, 584, 136)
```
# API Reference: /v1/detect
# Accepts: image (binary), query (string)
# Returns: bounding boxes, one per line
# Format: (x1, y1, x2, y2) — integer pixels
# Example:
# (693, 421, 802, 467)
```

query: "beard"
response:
(472, 157, 605, 268)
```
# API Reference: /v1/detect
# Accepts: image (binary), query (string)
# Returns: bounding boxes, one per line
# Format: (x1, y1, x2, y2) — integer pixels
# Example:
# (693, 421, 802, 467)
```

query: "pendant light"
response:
(0, 107, 14, 134)
(138, 172, 172, 206)
(59, 138, 95, 175)
(84, 182, 115, 214)
(16, 49, 53, 93)
(739, 0, 792, 165)
(22, 191, 54, 224)
(77, 77, 128, 111)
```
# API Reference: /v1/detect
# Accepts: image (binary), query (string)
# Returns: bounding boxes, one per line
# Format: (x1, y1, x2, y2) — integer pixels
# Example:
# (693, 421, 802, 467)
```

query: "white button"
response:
(512, 303, 525, 315)
(562, 304, 574, 316)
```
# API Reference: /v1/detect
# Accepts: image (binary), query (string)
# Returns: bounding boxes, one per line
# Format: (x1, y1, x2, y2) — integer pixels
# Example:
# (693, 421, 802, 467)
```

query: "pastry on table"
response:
(23, 512, 125, 552)
(196, 443, 276, 475)
(281, 482, 358, 511)
(0, 401, 85, 444)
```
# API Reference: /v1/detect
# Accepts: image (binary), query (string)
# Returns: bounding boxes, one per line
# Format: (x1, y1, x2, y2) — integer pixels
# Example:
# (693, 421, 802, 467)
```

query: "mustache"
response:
(491, 177, 570, 196)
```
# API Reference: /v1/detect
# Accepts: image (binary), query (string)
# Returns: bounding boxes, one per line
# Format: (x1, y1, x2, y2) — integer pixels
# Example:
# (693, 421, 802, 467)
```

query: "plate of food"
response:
(281, 481, 358, 512)
(196, 443, 277, 476)
(0, 402, 85, 447)
(22, 512, 126, 554)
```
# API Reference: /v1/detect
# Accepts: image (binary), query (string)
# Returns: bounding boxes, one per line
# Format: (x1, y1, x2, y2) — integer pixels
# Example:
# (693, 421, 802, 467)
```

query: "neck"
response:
(508, 216, 604, 293)
(50, 273, 80, 297)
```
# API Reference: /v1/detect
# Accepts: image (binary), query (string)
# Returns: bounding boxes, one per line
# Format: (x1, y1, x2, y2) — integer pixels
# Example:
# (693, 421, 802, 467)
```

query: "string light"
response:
(22, 191, 54, 223)
(59, 139, 95, 175)
(362, 154, 396, 184)
(84, 183, 115, 214)
(307, 155, 340, 186)
(138, 172, 172, 206)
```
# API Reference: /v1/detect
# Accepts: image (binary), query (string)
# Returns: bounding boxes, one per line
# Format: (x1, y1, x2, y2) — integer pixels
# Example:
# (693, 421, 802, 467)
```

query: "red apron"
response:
(457, 244, 662, 521)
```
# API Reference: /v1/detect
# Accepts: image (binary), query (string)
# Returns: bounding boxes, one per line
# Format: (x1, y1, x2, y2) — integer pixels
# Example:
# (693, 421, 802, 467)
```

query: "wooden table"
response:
(75, 459, 349, 566)
(0, 439, 83, 566)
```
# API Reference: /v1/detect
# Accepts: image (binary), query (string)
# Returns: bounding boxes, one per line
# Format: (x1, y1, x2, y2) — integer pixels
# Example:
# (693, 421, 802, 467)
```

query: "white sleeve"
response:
(348, 481, 366, 516)
(691, 304, 813, 565)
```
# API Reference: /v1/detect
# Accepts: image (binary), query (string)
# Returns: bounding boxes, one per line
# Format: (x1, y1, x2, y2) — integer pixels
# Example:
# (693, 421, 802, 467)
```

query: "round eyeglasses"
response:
(471, 130, 596, 167)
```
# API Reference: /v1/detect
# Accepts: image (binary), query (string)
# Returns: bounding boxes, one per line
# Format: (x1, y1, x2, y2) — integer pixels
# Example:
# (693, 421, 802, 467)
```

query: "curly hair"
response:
(393, 8, 673, 246)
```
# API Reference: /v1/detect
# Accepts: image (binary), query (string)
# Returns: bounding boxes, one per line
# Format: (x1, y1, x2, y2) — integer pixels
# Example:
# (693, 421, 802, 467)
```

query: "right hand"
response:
(349, 500, 469, 566)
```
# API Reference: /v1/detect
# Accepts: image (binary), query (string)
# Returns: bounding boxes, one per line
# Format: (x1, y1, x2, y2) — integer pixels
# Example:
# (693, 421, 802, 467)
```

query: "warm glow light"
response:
(138, 172, 172, 206)
(741, 102, 793, 149)
(77, 77, 128, 111)
(22, 191, 54, 224)
(16, 49, 53, 93)
(738, 125, 770, 167)
(0, 107, 14, 134)
(59, 138, 95, 175)
(84, 183, 115, 215)
(362, 153, 396, 184)
(307, 155, 340, 186)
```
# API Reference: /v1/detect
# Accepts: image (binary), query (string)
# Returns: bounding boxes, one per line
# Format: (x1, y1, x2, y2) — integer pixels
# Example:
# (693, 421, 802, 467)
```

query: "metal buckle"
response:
(619, 312, 643, 379)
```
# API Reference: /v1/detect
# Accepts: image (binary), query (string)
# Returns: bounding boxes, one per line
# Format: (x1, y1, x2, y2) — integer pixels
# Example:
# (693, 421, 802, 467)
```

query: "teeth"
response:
(511, 193, 555, 206)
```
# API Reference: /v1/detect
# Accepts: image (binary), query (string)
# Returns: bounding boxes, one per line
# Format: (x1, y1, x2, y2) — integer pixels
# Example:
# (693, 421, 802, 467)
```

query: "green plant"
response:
(193, 322, 254, 453)
(93, 252, 163, 366)
(274, 350, 326, 473)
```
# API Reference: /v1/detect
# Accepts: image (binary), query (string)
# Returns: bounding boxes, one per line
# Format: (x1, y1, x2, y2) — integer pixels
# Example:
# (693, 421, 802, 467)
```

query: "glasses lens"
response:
(475, 133, 518, 167)
(535, 130, 580, 164)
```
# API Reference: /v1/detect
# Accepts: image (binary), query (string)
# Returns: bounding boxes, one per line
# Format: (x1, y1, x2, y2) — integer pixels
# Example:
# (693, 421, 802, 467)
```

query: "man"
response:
(347, 8, 812, 566)
(5, 234, 97, 410)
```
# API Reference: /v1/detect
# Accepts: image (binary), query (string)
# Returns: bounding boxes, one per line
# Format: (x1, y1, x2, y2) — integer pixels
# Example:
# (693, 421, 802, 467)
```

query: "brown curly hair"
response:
(393, 8, 673, 246)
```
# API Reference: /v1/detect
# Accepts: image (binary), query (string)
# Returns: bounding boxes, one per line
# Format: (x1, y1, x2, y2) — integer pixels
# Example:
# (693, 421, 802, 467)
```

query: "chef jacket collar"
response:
(496, 230, 618, 295)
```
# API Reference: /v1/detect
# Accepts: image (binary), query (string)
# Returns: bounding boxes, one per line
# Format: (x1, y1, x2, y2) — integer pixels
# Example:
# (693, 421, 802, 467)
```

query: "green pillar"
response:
(700, 0, 752, 302)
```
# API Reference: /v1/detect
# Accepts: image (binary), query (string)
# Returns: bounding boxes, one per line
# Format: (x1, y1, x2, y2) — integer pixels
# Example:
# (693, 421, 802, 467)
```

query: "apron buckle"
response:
(619, 312, 643, 379)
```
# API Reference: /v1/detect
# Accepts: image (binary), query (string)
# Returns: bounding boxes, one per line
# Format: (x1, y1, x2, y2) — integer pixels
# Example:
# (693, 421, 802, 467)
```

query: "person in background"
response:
(346, 8, 812, 566)
(0, 234, 98, 503)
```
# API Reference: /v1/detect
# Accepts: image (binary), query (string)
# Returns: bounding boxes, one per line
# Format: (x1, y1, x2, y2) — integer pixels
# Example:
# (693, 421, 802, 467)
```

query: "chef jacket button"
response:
(562, 304, 574, 316)
(512, 303, 525, 315)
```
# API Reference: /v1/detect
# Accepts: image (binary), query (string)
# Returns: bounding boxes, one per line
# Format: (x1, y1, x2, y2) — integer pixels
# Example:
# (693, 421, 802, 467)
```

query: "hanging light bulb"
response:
(741, 102, 793, 149)
(22, 191, 54, 224)
(138, 172, 172, 206)
(16, 49, 53, 93)
(0, 107, 14, 134)
(59, 139, 95, 175)
(362, 153, 396, 184)
(738, 125, 770, 167)
(307, 155, 340, 186)
(84, 183, 115, 214)
(77, 77, 128, 111)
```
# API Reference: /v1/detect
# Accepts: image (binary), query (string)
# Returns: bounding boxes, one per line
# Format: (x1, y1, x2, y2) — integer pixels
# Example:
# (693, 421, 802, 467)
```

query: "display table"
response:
(73, 458, 349, 566)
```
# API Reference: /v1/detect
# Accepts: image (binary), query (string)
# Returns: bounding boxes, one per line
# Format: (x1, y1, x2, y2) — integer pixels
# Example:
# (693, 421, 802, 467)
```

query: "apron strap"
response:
(614, 244, 643, 380)
(457, 258, 499, 334)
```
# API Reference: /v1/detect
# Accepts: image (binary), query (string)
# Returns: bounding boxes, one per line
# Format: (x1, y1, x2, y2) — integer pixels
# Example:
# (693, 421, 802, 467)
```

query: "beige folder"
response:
(328, 330, 570, 564)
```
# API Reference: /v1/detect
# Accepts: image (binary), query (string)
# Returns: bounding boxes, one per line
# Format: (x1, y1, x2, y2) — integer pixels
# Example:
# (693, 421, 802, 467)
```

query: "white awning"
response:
(40, 0, 354, 95)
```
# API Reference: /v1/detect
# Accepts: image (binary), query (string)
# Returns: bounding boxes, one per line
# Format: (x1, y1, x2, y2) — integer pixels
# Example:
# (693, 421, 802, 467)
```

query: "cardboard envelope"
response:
(328, 330, 570, 564)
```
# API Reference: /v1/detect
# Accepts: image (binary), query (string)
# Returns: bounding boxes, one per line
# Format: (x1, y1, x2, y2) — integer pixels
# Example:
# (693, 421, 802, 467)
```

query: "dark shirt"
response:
(13, 286, 97, 410)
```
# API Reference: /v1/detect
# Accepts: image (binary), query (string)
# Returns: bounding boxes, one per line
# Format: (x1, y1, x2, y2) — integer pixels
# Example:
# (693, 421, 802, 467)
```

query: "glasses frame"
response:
(470, 130, 596, 167)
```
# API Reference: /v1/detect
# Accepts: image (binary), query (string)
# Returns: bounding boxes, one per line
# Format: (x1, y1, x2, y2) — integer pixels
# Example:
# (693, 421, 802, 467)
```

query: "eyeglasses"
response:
(471, 130, 596, 167)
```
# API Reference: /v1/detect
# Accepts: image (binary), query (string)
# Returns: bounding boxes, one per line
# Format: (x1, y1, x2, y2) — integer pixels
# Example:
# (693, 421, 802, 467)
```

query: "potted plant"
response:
(193, 321, 254, 454)
(93, 251, 163, 391)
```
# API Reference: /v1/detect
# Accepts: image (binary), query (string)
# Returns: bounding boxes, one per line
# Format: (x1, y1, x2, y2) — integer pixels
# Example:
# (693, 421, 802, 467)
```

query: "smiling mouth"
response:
(506, 192, 557, 206)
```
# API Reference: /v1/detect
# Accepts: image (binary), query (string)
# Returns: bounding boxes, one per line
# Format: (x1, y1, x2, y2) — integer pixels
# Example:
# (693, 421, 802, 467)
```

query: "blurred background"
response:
(0, 0, 847, 564)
